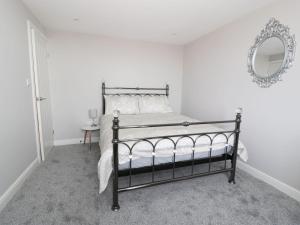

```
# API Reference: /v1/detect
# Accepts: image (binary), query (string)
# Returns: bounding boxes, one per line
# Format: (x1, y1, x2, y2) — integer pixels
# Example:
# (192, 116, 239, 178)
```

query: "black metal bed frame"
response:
(101, 82, 241, 211)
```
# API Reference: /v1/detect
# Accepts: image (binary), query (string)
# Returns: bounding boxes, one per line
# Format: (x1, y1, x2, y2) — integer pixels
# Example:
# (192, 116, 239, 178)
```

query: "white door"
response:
(29, 22, 54, 161)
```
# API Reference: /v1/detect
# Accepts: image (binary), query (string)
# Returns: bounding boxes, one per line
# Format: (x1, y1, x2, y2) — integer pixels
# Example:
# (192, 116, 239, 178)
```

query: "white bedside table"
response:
(81, 125, 100, 150)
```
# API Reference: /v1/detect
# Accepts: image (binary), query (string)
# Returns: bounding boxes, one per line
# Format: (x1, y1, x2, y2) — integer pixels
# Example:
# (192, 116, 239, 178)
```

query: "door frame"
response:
(27, 20, 48, 162)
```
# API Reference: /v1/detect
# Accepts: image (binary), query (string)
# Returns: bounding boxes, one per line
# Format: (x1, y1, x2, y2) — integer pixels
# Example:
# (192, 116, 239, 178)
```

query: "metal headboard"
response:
(101, 82, 169, 115)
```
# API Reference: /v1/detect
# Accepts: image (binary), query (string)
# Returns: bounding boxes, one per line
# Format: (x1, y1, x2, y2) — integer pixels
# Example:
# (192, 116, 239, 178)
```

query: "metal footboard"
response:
(111, 109, 242, 211)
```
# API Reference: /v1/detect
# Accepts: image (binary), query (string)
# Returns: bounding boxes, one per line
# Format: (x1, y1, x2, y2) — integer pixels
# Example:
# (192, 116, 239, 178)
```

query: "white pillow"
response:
(139, 95, 173, 113)
(105, 95, 139, 115)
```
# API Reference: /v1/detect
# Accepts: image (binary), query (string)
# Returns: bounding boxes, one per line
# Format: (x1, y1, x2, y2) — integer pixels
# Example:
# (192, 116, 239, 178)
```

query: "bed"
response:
(98, 83, 248, 211)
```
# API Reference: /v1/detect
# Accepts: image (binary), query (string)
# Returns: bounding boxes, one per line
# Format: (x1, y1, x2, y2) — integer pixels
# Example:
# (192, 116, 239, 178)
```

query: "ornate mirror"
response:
(248, 18, 296, 88)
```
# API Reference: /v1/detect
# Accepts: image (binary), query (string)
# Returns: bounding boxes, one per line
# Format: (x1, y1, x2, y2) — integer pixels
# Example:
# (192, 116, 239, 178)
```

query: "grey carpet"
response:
(0, 144, 299, 225)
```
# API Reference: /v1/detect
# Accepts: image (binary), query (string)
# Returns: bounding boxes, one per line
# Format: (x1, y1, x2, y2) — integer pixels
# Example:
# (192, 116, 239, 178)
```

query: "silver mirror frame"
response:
(248, 18, 296, 88)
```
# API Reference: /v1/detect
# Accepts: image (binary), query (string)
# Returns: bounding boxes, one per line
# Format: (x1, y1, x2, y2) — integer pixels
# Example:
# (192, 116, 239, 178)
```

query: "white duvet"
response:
(98, 113, 248, 193)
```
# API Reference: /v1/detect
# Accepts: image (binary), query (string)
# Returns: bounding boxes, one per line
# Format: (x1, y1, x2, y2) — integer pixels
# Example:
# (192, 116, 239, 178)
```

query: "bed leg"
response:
(229, 108, 242, 184)
(229, 179, 236, 184)
(112, 169, 120, 211)
(111, 168, 120, 211)
(112, 110, 120, 211)
(228, 160, 236, 184)
(112, 205, 120, 211)
(228, 153, 236, 184)
(112, 187, 120, 211)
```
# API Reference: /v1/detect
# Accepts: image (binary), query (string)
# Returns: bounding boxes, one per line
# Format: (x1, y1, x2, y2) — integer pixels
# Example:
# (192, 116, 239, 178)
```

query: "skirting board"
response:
(54, 137, 99, 146)
(0, 158, 39, 212)
(237, 160, 300, 202)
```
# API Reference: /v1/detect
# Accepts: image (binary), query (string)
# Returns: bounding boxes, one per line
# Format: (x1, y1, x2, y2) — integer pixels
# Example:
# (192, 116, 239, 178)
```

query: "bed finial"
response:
(113, 110, 120, 118)
(235, 107, 243, 115)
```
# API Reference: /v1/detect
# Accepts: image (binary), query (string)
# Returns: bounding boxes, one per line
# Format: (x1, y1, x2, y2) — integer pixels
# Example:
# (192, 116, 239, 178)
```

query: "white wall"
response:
(0, 0, 43, 198)
(47, 32, 183, 142)
(182, 0, 300, 191)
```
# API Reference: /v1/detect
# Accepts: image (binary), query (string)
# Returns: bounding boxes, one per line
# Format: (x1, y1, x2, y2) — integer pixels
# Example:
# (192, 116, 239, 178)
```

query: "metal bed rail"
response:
(111, 109, 242, 211)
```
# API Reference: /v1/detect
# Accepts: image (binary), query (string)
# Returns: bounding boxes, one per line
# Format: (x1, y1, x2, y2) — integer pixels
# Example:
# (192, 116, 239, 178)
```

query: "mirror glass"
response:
(253, 37, 285, 78)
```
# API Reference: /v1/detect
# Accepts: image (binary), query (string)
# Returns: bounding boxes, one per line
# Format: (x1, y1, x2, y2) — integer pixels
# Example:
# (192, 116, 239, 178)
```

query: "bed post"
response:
(166, 84, 169, 97)
(112, 110, 120, 211)
(229, 108, 242, 184)
(102, 82, 105, 115)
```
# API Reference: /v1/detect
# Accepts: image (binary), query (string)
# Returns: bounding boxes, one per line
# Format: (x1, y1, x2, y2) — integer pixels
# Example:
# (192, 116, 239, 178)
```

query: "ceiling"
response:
(23, 0, 278, 45)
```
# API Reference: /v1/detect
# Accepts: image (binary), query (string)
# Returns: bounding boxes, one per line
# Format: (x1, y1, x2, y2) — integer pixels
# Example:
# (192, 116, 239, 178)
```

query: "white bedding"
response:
(98, 113, 248, 193)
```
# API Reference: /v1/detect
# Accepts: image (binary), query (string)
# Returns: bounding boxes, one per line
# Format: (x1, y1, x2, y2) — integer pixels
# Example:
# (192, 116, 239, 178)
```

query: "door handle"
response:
(36, 97, 47, 101)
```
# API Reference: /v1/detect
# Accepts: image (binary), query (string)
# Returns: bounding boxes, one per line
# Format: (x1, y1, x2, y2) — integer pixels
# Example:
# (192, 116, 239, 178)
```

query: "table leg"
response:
(89, 131, 92, 151)
(84, 131, 87, 144)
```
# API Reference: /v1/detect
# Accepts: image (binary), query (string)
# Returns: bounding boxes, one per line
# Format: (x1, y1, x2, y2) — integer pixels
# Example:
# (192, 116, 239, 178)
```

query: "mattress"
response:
(98, 113, 248, 193)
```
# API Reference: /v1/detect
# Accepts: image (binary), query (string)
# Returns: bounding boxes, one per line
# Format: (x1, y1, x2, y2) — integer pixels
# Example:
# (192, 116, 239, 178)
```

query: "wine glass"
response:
(88, 109, 98, 127)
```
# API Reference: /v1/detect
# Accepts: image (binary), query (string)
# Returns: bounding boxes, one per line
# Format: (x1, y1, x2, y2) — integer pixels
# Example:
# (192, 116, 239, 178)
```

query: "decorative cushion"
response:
(105, 95, 139, 115)
(139, 95, 173, 113)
